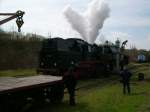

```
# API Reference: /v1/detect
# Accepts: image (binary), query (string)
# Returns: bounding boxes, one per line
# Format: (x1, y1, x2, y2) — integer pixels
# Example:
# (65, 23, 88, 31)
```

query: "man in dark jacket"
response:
(120, 67, 132, 94)
(63, 66, 77, 106)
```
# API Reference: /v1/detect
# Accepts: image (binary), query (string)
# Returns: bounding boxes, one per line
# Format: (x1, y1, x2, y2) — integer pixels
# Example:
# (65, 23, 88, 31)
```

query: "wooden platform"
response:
(0, 75, 62, 94)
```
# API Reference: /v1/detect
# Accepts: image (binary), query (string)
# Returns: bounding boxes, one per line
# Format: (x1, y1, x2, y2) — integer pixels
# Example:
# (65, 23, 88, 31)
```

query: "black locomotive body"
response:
(37, 37, 128, 78)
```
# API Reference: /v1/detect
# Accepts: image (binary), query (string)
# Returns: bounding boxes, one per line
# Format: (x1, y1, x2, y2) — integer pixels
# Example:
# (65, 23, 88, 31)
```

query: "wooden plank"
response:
(0, 75, 62, 94)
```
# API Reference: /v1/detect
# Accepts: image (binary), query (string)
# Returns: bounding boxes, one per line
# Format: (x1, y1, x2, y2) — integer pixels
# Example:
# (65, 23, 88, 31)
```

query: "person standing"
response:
(63, 66, 77, 106)
(120, 67, 132, 94)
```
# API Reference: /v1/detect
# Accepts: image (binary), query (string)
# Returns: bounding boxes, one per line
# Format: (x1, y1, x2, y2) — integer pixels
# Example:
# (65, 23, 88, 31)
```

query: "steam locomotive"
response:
(37, 37, 128, 78)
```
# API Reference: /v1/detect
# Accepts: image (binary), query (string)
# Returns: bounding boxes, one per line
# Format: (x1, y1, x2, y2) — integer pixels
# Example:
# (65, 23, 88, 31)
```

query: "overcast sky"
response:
(0, 0, 150, 50)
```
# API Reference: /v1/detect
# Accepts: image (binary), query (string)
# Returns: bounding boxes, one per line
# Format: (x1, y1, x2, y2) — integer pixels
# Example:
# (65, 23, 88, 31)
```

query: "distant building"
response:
(137, 54, 146, 62)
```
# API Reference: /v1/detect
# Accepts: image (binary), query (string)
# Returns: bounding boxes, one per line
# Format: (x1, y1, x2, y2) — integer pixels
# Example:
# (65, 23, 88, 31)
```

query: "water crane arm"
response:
(121, 40, 128, 51)
(0, 13, 17, 25)
(0, 10, 25, 32)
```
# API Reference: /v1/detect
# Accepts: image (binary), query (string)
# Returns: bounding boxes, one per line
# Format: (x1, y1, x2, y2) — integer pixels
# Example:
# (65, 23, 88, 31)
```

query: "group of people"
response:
(63, 63, 132, 106)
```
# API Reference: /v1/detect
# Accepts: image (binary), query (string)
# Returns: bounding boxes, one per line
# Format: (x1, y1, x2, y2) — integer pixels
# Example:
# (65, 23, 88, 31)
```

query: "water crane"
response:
(0, 10, 25, 32)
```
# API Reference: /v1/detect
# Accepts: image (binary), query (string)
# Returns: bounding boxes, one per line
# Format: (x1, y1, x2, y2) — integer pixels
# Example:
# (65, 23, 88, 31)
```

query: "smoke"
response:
(64, 6, 88, 42)
(64, 0, 110, 44)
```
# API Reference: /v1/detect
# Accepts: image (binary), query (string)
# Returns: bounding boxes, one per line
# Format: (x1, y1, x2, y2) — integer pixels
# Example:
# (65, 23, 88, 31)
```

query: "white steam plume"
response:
(63, 6, 88, 42)
(63, 0, 110, 44)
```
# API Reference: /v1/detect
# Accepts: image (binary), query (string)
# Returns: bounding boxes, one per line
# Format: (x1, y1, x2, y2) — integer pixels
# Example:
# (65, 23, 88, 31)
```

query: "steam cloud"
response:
(64, 0, 110, 44)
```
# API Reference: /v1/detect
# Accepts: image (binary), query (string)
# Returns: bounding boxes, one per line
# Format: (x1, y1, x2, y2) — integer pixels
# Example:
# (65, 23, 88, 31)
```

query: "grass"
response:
(0, 69, 36, 77)
(30, 81, 150, 112)
(0, 63, 150, 112)
(30, 63, 150, 112)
